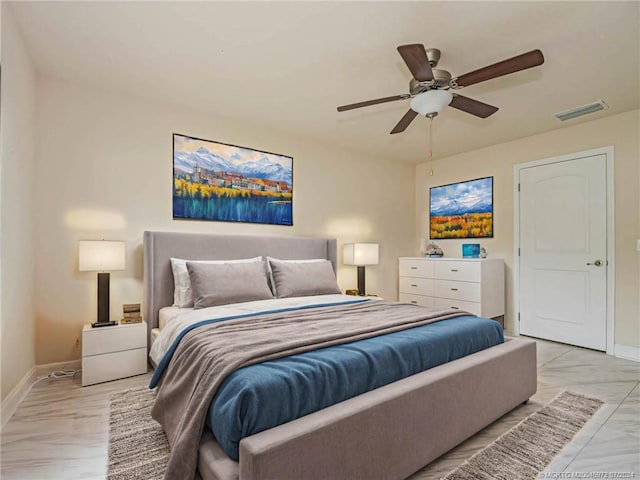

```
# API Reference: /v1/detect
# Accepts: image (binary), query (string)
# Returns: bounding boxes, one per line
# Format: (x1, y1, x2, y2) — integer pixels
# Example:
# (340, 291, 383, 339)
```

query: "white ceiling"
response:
(10, 1, 640, 163)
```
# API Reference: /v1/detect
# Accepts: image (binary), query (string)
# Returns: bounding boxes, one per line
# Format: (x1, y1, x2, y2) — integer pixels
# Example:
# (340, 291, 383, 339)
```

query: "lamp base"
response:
(357, 266, 366, 296)
(97, 272, 110, 324)
(91, 321, 117, 328)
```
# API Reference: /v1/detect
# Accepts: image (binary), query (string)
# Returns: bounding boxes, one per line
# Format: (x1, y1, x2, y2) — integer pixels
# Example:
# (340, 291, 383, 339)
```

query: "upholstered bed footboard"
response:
(197, 336, 537, 480)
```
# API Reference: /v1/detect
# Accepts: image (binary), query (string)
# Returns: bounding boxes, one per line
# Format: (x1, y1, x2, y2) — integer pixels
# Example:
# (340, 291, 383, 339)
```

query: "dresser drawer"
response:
(82, 347, 147, 386)
(83, 323, 146, 356)
(434, 297, 481, 316)
(435, 280, 481, 302)
(399, 259, 434, 278)
(399, 277, 435, 296)
(435, 261, 481, 282)
(399, 293, 435, 308)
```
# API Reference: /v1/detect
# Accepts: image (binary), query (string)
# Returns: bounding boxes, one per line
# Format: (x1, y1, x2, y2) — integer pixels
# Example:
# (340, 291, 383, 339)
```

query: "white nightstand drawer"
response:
(399, 259, 434, 278)
(82, 347, 147, 386)
(435, 261, 481, 282)
(435, 280, 481, 302)
(399, 277, 435, 296)
(434, 297, 481, 316)
(83, 323, 146, 356)
(399, 293, 435, 307)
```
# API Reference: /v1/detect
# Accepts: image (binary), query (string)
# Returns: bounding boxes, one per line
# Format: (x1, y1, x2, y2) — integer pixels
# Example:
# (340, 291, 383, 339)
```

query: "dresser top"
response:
(399, 256, 503, 262)
(83, 321, 147, 332)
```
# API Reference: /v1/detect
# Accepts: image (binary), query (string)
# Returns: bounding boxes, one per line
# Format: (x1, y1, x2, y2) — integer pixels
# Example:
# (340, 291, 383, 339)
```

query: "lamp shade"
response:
(410, 90, 453, 117)
(343, 243, 379, 266)
(79, 240, 125, 271)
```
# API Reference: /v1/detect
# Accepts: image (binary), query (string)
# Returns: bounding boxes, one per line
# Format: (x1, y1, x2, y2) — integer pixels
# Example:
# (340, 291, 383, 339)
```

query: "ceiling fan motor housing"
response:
(410, 69, 452, 94)
(432, 69, 452, 87)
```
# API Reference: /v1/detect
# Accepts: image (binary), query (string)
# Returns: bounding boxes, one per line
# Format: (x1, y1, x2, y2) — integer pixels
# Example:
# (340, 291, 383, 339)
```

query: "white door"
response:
(519, 154, 607, 350)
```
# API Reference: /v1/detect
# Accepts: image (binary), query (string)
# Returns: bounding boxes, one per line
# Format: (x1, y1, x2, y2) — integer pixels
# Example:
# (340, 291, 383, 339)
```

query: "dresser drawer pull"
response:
(411, 284, 418, 287)
(451, 288, 458, 291)
(451, 306, 459, 309)
(410, 266, 418, 270)
(451, 269, 458, 272)
(410, 301, 417, 304)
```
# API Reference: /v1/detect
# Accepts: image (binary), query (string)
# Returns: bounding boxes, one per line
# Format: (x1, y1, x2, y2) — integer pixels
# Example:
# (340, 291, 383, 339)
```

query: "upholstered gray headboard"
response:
(143, 231, 337, 347)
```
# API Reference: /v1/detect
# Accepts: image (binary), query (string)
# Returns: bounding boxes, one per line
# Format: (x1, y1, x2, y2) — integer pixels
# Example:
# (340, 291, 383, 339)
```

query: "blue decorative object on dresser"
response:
(462, 243, 481, 258)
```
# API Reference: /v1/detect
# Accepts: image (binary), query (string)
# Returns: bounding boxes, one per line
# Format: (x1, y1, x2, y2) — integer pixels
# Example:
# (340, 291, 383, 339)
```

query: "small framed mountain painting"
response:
(429, 176, 493, 239)
(173, 133, 293, 225)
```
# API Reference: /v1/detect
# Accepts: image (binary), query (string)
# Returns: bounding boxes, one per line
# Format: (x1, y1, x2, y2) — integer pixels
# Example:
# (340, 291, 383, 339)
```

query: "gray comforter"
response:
(151, 300, 463, 480)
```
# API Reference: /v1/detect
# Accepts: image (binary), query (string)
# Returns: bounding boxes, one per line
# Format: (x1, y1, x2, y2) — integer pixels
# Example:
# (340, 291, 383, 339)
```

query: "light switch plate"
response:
(637, 239, 640, 252)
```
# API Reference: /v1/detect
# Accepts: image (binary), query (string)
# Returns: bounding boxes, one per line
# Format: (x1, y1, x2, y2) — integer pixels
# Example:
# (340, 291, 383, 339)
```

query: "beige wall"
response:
(34, 78, 416, 364)
(416, 109, 640, 347)
(0, 3, 38, 401)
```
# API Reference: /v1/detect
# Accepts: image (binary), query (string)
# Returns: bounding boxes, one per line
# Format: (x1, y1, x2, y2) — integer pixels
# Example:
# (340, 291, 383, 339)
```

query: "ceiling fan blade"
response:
(337, 94, 409, 112)
(455, 49, 544, 87)
(449, 94, 499, 118)
(397, 44, 434, 82)
(390, 109, 419, 134)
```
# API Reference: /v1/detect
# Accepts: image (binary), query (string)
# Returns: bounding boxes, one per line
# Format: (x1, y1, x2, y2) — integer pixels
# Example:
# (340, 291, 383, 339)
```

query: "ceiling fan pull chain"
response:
(428, 116, 433, 158)
(428, 116, 434, 176)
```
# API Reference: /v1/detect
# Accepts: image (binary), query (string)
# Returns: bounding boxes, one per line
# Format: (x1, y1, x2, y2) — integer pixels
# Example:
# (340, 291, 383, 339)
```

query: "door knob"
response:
(586, 260, 603, 267)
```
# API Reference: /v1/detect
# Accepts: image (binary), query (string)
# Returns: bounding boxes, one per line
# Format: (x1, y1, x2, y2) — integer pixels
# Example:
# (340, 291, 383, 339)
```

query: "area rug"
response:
(107, 387, 602, 480)
(107, 386, 168, 480)
(441, 391, 603, 480)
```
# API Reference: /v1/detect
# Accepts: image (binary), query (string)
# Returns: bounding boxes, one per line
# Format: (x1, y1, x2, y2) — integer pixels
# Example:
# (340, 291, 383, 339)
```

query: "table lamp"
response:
(79, 240, 125, 327)
(343, 243, 379, 296)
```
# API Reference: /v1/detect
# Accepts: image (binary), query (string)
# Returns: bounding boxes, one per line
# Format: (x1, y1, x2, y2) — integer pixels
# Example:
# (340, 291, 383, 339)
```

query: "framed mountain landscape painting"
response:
(173, 134, 293, 225)
(429, 177, 493, 239)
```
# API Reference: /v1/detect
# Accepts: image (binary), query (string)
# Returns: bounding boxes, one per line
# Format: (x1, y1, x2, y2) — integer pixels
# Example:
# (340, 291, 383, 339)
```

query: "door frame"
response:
(512, 146, 615, 355)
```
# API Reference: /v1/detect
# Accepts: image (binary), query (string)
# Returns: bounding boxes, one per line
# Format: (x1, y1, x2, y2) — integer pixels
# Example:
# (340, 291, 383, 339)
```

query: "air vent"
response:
(554, 101, 608, 121)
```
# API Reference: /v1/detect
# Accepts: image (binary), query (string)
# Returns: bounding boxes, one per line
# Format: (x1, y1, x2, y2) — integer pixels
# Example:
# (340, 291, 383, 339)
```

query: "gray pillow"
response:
(269, 259, 341, 298)
(186, 261, 273, 309)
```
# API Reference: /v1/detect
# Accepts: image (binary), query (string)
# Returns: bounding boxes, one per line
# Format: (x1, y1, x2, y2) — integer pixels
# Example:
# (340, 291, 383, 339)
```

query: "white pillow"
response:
(170, 256, 263, 307)
(266, 257, 327, 297)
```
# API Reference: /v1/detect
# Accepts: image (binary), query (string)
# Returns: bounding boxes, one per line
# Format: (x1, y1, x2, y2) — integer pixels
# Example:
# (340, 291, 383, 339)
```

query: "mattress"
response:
(150, 296, 503, 462)
(150, 327, 161, 347)
(158, 306, 191, 329)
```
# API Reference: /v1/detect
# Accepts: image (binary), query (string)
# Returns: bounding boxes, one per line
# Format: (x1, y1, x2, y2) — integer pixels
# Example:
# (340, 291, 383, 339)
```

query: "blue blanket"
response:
(207, 314, 503, 460)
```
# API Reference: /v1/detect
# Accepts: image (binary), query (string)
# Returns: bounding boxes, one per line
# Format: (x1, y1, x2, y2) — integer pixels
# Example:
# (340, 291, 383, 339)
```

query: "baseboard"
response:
(1, 366, 37, 430)
(1, 359, 82, 430)
(614, 344, 640, 362)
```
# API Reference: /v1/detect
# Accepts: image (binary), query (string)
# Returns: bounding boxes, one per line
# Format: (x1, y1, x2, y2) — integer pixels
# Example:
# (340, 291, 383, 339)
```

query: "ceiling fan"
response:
(337, 44, 544, 134)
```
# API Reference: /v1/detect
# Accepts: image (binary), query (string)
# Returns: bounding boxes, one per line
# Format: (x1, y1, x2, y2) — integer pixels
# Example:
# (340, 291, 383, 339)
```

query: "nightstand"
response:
(82, 321, 148, 386)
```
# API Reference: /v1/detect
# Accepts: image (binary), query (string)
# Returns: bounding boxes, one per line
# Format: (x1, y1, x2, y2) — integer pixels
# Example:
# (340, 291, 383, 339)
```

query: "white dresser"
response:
(399, 257, 504, 319)
(82, 321, 148, 386)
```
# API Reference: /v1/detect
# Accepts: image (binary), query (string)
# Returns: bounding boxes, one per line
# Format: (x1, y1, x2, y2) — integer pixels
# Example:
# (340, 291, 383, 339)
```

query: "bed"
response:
(143, 231, 537, 480)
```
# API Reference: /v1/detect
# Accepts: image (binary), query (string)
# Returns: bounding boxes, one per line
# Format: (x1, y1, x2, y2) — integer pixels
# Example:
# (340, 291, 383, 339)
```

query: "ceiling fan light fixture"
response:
(410, 90, 453, 117)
